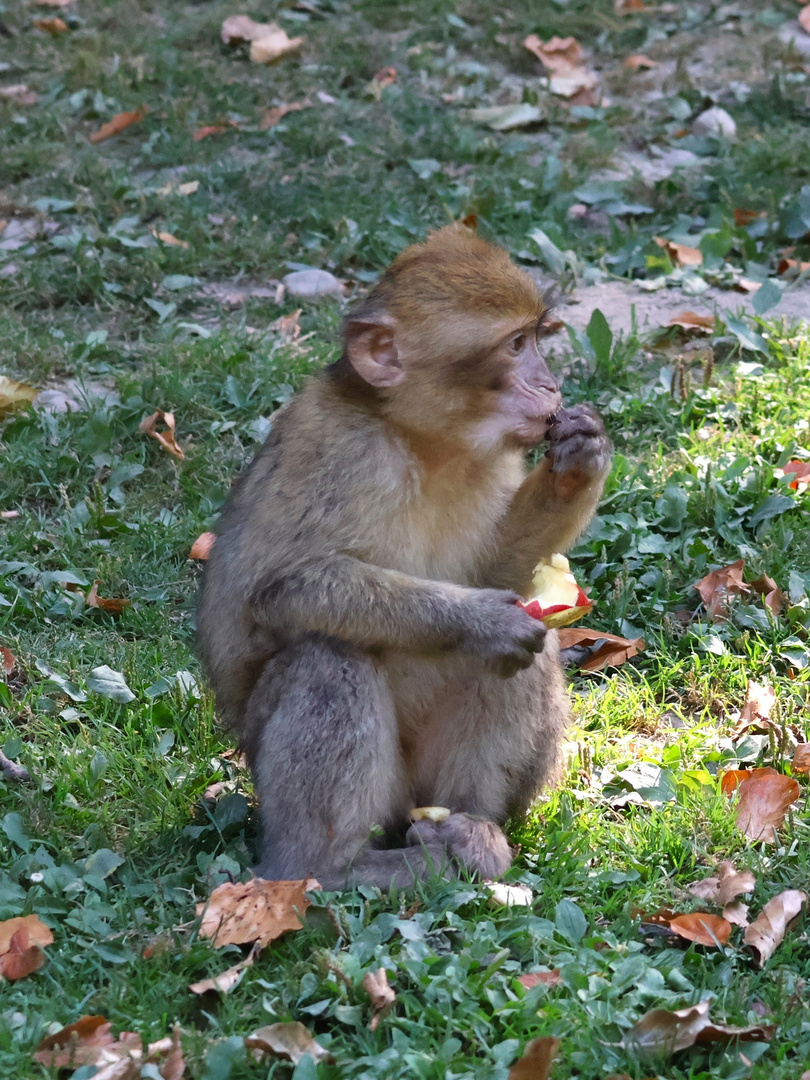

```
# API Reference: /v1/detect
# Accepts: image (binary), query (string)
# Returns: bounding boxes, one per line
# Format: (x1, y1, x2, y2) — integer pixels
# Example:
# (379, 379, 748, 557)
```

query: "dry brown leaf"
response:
(800, 5, 810, 33)
(86, 581, 131, 614)
(0, 914, 53, 955)
(189, 532, 216, 560)
(34, 1017, 141, 1070)
(1, 509, 21, 519)
(1, 646, 15, 677)
(363, 967, 396, 1031)
(148, 229, 189, 249)
(523, 34, 599, 100)
(249, 26, 304, 65)
(667, 310, 714, 331)
(139, 410, 185, 460)
(507, 1036, 560, 1080)
(189, 947, 256, 995)
(615, 0, 646, 11)
(90, 106, 149, 144)
(193, 124, 230, 141)
(518, 970, 563, 989)
(792, 743, 810, 774)
(735, 768, 800, 842)
(722, 900, 750, 928)
(32, 16, 69, 35)
(259, 100, 311, 130)
(0, 927, 46, 980)
(667, 912, 732, 947)
(245, 1022, 332, 1066)
(694, 559, 748, 621)
(749, 576, 784, 616)
(734, 278, 762, 293)
(623, 54, 657, 70)
(154, 1027, 185, 1080)
(654, 236, 703, 268)
(177, 180, 199, 196)
(778, 257, 810, 275)
(272, 309, 302, 341)
(196, 877, 318, 948)
(555, 627, 644, 671)
(688, 860, 756, 906)
(0, 375, 38, 414)
(783, 460, 810, 490)
(625, 1000, 775, 1057)
(744, 889, 807, 965)
(731, 678, 777, 737)
(366, 66, 397, 99)
(733, 208, 762, 227)
(221, 15, 274, 44)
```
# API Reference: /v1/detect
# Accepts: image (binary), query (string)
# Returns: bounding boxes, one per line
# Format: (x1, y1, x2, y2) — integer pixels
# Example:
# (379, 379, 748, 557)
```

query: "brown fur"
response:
(197, 225, 611, 889)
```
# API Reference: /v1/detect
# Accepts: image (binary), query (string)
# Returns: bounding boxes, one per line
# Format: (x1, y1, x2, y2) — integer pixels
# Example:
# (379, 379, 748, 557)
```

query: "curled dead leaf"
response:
(778, 257, 810, 276)
(139, 410, 185, 460)
(250, 26, 304, 65)
(0, 914, 53, 955)
(1, 646, 16, 677)
(555, 627, 644, 671)
(722, 900, 750, 928)
(667, 912, 732, 947)
(667, 310, 714, 332)
(189, 946, 257, 995)
(0, 927, 46, 980)
(731, 678, 777, 737)
(271, 309, 302, 342)
(517, 969, 562, 990)
(363, 967, 396, 1031)
(33, 1017, 140, 1069)
(523, 35, 599, 101)
(654, 236, 703, 268)
(90, 106, 149, 144)
(694, 559, 748, 621)
(148, 228, 189, 249)
(744, 889, 807, 966)
(720, 768, 753, 795)
(623, 54, 657, 70)
(688, 860, 756, 906)
(194, 124, 231, 141)
(189, 531, 216, 560)
(792, 743, 810, 774)
(749, 575, 784, 616)
(196, 876, 319, 948)
(507, 1036, 560, 1080)
(86, 581, 130, 614)
(258, 100, 311, 130)
(0, 375, 38, 414)
(245, 1022, 332, 1066)
(735, 768, 800, 842)
(625, 999, 775, 1058)
(32, 16, 69, 35)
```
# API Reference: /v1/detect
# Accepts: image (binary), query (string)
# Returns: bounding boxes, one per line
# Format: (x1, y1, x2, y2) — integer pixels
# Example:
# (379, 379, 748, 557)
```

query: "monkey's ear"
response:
(344, 314, 404, 388)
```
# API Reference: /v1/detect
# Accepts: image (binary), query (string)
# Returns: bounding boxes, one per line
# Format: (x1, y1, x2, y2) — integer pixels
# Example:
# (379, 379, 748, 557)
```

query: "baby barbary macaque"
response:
(197, 224, 612, 889)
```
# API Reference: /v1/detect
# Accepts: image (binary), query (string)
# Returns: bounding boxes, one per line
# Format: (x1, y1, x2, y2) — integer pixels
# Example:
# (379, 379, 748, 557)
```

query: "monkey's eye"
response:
(507, 334, 526, 355)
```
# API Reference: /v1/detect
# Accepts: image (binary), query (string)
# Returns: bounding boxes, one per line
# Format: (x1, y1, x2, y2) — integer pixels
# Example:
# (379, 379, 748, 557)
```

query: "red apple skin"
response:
(519, 586, 591, 628)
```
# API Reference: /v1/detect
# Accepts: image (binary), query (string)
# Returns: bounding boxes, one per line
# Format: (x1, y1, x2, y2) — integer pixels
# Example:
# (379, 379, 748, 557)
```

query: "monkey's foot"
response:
(406, 812, 513, 879)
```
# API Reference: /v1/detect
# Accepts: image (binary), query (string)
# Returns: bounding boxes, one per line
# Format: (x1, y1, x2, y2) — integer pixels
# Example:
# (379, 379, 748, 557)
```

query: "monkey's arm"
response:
(249, 555, 546, 675)
(479, 404, 612, 596)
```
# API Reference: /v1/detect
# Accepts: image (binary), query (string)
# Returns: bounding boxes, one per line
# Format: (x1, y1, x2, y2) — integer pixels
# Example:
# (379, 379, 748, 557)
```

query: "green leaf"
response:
(586, 308, 613, 370)
(84, 848, 125, 879)
(527, 228, 565, 275)
(555, 898, 587, 944)
(469, 103, 543, 131)
(162, 274, 199, 290)
(144, 298, 177, 322)
(748, 493, 795, 527)
(725, 316, 768, 354)
(36, 659, 87, 702)
(86, 665, 136, 703)
(2, 811, 31, 853)
(407, 158, 441, 180)
(202, 1035, 245, 1080)
(751, 278, 783, 316)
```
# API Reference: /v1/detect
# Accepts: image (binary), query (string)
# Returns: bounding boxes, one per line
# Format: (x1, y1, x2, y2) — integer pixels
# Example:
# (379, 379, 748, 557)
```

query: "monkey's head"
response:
(335, 224, 562, 454)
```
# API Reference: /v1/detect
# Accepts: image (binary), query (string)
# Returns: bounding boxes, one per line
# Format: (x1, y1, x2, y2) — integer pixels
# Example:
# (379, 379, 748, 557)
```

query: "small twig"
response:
(0, 750, 29, 783)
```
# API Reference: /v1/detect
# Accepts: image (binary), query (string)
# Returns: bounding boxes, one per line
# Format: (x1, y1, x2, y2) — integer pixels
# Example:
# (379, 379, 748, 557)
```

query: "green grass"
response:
(1, 1, 810, 1077)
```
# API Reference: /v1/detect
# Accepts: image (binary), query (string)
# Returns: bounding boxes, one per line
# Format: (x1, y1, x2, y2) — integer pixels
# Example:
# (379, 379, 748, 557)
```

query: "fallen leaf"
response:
(0, 375, 38, 414)
(271, 309, 302, 342)
(85, 581, 130, 614)
(190, 947, 257, 995)
(468, 103, 544, 131)
(196, 877, 319, 948)
(193, 124, 230, 141)
(177, 180, 199, 196)
(723, 900, 750, 927)
(250, 26, 304, 65)
(1, 510, 20, 519)
(523, 35, 598, 100)
(507, 1036, 560, 1080)
(518, 970, 563, 989)
(258, 100, 311, 130)
(749, 576, 784, 616)
(688, 861, 756, 906)
(366, 66, 397, 99)
(731, 678, 777, 736)
(245, 1022, 332, 1066)
(654, 236, 703, 268)
(625, 1000, 775, 1057)
(363, 967, 396, 1031)
(1, 646, 15, 677)
(623, 54, 657, 70)
(744, 889, 807, 965)
(32, 16, 68, 35)
(778, 257, 810, 275)
(221, 15, 274, 44)
(735, 278, 762, 293)
(0, 927, 46, 980)
(783, 460, 810, 490)
(89, 106, 149, 144)
(148, 228, 189, 249)
(615, 0, 646, 11)
(154, 1027, 185, 1080)
(667, 310, 714, 331)
(189, 532, 216, 560)
(792, 743, 810, 774)
(139, 410, 185, 460)
(735, 768, 800, 842)
(0, 85, 39, 106)
(0, 914, 53, 955)
(694, 559, 748, 621)
(800, 5, 810, 34)
(34, 1017, 141, 1070)
(734, 208, 762, 227)
(667, 912, 732, 947)
(556, 627, 644, 671)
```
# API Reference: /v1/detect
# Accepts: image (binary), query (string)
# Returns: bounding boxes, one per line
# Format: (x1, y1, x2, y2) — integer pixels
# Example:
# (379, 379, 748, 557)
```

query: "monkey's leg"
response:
(408, 643, 568, 877)
(245, 635, 449, 890)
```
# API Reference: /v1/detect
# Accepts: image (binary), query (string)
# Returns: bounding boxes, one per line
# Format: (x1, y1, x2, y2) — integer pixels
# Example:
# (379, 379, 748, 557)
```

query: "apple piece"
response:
(485, 882, 534, 908)
(519, 553, 592, 628)
(410, 806, 451, 822)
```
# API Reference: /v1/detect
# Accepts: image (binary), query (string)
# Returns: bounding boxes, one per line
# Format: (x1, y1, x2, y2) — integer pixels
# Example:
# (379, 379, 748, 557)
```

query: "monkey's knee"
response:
(407, 813, 513, 880)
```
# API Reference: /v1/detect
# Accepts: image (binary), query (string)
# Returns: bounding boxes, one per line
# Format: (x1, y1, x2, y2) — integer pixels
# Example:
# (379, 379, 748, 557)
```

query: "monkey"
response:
(197, 223, 612, 890)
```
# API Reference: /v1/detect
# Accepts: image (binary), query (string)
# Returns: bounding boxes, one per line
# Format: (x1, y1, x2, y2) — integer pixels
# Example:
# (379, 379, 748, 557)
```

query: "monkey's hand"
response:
(461, 589, 547, 677)
(546, 404, 612, 500)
